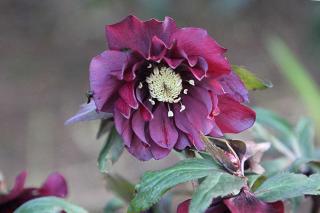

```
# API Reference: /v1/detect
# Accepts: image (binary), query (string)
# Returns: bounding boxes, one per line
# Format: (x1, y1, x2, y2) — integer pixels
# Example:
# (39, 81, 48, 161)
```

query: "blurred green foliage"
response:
(266, 37, 320, 141)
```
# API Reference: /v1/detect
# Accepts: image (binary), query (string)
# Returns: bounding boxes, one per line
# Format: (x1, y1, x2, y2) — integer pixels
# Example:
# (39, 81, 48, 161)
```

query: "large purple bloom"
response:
(0, 171, 68, 213)
(89, 15, 256, 160)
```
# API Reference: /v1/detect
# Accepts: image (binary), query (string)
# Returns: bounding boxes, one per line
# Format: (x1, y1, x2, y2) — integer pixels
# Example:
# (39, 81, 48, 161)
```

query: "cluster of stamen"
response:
(138, 65, 195, 117)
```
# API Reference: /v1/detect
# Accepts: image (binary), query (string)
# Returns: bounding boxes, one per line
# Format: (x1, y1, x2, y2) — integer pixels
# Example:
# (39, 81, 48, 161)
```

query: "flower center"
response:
(146, 67, 183, 103)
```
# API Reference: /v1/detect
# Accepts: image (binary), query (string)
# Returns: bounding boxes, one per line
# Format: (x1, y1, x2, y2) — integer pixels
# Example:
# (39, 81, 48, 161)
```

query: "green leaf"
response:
(105, 174, 135, 203)
(246, 174, 267, 192)
(305, 174, 320, 195)
(266, 37, 320, 137)
(232, 65, 272, 90)
(98, 126, 124, 173)
(255, 108, 293, 137)
(14, 196, 88, 213)
(253, 124, 296, 160)
(295, 117, 315, 158)
(189, 173, 245, 213)
(260, 158, 291, 176)
(96, 119, 113, 139)
(128, 158, 223, 213)
(104, 197, 125, 213)
(254, 173, 314, 202)
(254, 108, 301, 156)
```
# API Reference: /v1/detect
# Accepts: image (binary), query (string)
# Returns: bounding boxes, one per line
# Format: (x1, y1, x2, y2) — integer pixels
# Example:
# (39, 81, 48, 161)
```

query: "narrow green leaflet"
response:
(128, 158, 223, 213)
(254, 173, 317, 202)
(189, 173, 245, 213)
(232, 65, 272, 90)
(105, 174, 135, 203)
(98, 126, 124, 173)
(14, 196, 88, 213)
(295, 117, 315, 158)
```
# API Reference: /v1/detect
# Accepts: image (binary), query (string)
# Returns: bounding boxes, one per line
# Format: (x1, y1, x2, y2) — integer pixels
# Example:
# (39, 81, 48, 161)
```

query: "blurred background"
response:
(1, 0, 320, 212)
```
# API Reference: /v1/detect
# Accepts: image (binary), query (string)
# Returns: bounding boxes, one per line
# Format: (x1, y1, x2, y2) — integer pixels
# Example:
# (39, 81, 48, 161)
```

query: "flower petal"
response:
(188, 86, 212, 114)
(174, 105, 204, 150)
(64, 101, 111, 125)
(127, 136, 152, 161)
(132, 110, 147, 144)
(149, 104, 178, 149)
(171, 28, 230, 77)
(187, 57, 208, 80)
(215, 95, 256, 133)
(176, 199, 191, 213)
(183, 96, 214, 135)
(114, 108, 133, 147)
(149, 36, 167, 61)
(223, 190, 284, 213)
(89, 50, 127, 112)
(106, 15, 177, 57)
(119, 82, 139, 109)
(218, 71, 249, 103)
(0, 171, 27, 204)
(150, 143, 171, 160)
(40, 173, 68, 198)
(115, 97, 131, 119)
(174, 132, 191, 150)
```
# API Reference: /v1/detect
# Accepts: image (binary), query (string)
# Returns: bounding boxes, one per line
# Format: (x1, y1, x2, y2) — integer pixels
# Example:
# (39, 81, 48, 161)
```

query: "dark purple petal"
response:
(65, 101, 111, 125)
(176, 199, 227, 213)
(223, 190, 284, 213)
(127, 136, 152, 161)
(218, 71, 249, 103)
(215, 95, 256, 133)
(39, 172, 68, 198)
(106, 15, 177, 57)
(0, 171, 26, 204)
(188, 86, 212, 114)
(132, 110, 148, 144)
(202, 79, 224, 95)
(174, 132, 190, 150)
(174, 105, 204, 150)
(135, 88, 154, 121)
(176, 199, 190, 213)
(187, 57, 208, 80)
(119, 82, 139, 109)
(150, 143, 171, 160)
(208, 120, 224, 137)
(114, 108, 133, 147)
(149, 104, 178, 149)
(170, 28, 230, 78)
(89, 50, 126, 112)
(149, 36, 167, 61)
(183, 96, 214, 135)
(115, 97, 131, 119)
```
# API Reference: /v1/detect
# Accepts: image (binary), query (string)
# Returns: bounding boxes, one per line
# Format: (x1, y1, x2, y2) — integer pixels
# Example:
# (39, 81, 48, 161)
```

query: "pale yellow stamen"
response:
(146, 67, 183, 103)
(188, 80, 195, 86)
(183, 89, 188, 94)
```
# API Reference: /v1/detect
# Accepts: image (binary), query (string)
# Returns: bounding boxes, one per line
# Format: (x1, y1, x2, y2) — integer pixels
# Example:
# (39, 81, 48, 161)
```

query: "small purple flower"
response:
(177, 189, 284, 213)
(81, 15, 256, 160)
(0, 171, 68, 213)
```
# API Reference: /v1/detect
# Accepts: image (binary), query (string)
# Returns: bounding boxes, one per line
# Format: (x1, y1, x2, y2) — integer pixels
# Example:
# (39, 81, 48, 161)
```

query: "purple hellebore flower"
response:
(177, 189, 284, 213)
(0, 171, 68, 213)
(80, 15, 256, 160)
